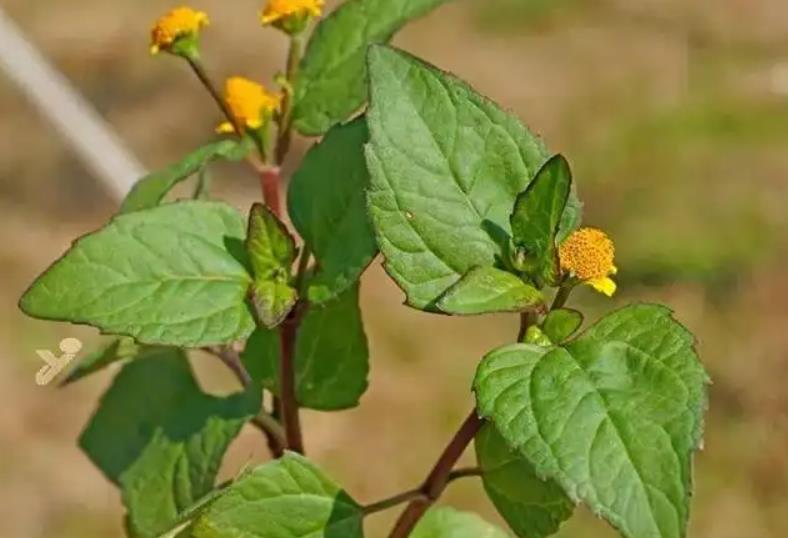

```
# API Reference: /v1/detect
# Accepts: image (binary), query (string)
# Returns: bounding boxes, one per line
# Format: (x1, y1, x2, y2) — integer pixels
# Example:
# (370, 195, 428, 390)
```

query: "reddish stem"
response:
(388, 410, 484, 537)
(260, 167, 282, 216)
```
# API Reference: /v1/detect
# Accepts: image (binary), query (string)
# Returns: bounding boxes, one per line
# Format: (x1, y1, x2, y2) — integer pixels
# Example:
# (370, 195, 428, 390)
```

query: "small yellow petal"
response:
(588, 277, 617, 297)
(216, 122, 236, 134)
(610, 264, 618, 275)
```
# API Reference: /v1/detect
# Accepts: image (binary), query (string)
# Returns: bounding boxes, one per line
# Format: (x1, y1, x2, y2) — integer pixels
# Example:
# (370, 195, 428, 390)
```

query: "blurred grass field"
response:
(1, 0, 787, 536)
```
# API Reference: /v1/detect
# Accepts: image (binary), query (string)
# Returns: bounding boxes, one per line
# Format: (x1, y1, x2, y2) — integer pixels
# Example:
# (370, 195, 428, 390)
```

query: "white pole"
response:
(0, 7, 146, 199)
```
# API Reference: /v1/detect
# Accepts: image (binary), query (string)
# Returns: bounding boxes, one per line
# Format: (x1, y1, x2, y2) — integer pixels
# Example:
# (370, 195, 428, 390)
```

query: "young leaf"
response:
(80, 348, 258, 538)
(292, 0, 451, 135)
(251, 280, 298, 329)
(411, 506, 509, 538)
(19, 201, 255, 347)
(541, 308, 583, 344)
(60, 337, 140, 386)
(246, 203, 297, 281)
(190, 452, 364, 538)
(365, 46, 580, 310)
(246, 203, 298, 327)
(436, 267, 544, 316)
(476, 424, 573, 538)
(474, 305, 709, 538)
(241, 284, 369, 410)
(510, 155, 572, 286)
(288, 117, 378, 304)
(120, 139, 251, 213)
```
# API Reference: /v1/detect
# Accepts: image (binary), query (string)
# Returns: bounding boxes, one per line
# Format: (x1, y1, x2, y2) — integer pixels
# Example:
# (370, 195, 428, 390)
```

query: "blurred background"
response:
(1, 0, 787, 536)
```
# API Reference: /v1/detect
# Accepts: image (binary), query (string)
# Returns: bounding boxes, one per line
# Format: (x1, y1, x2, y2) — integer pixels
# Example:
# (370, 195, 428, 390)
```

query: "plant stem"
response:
(551, 281, 575, 310)
(260, 167, 282, 216)
(363, 467, 481, 515)
(252, 411, 286, 456)
(517, 310, 539, 342)
(388, 410, 484, 537)
(203, 346, 285, 456)
(204, 346, 252, 387)
(275, 34, 303, 165)
(278, 316, 304, 453)
(186, 56, 242, 135)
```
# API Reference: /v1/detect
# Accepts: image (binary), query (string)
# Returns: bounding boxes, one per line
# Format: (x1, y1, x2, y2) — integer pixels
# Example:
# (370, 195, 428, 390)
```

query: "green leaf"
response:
(241, 284, 369, 410)
(288, 117, 378, 304)
(80, 348, 258, 538)
(541, 308, 583, 344)
(476, 424, 573, 538)
(293, 0, 451, 135)
(510, 155, 572, 285)
(250, 280, 298, 329)
(191, 452, 364, 538)
(437, 267, 543, 316)
(411, 506, 509, 538)
(246, 203, 297, 282)
(474, 305, 709, 538)
(366, 46, 573, 310)
(120, 140, 252, 214)
(19, 201, 255, 347)
(60, 337, 140, 386)
(246, 203, 298, 327)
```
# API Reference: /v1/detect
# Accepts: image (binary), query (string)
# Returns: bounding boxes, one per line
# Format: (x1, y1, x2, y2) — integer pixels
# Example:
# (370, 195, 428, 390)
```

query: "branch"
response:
(363, 467, 481, 515)
(387, 410, 484, 537)
(203, 346, 285, 457)
(278, 316, 304, 453)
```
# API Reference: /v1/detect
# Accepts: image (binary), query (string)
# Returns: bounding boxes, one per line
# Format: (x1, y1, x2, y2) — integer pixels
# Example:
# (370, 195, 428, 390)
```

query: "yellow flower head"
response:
(217, 77, 281, 134)
(150, 6, 209, 55)
(260, 0, 324, 29)
(559, 227, 618, 296)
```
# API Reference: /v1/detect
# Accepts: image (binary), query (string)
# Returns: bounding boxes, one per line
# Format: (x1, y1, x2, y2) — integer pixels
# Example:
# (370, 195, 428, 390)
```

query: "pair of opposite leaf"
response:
(246, 203, 299, 328)
(435, 155, 573, 317)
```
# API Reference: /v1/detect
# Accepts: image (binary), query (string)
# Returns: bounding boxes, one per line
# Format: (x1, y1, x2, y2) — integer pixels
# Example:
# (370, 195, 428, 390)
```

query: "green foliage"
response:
(60, 337, 140, 385)
(510, 154, 577, 286)
(411, 506, 509, 538)
(241, 284, 369, 410)
(120, 139, 251, 213)
(288, 117, 377, 304)
(293, 0, 451, 135)
(20, 201, 255, 347)
(475, 305, 709, 538)
(365, 45, 555, 310)
(190, 452, 364, 538)
(80, 348, 258, 537)
(246, 203, 298, 327)
(476, 424, 573, 538)
(437, 267, 544, 316)
(540, 308, 583, 344)
(19, 8, 710, 537)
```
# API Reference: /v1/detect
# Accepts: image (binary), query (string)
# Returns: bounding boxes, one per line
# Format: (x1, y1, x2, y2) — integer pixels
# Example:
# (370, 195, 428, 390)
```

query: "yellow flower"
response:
(558, 227, 618, 296)
(217, 77, 281, 133)
(150, 6, 209, 55)
(260, 0, 324, 28)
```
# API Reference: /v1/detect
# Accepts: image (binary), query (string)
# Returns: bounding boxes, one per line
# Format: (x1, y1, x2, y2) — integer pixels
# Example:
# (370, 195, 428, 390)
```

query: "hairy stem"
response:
(260, 167, 282, 216)
(388, 410, 484, 537)
(186, 57, 242, 135)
